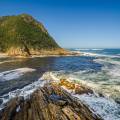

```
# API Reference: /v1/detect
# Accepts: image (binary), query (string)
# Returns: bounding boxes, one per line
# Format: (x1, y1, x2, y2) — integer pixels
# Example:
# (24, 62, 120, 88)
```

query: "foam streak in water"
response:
(0, 68, 36, 81)
(0, 72, 51, 110)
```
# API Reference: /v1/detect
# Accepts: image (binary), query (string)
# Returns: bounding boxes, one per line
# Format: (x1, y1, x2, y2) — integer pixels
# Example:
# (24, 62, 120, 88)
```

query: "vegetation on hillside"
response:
(0, 14, 60, 55)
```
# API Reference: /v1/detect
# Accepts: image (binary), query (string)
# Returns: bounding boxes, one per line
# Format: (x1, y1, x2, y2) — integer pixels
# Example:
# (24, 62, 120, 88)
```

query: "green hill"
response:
(0, 14, 62, 56)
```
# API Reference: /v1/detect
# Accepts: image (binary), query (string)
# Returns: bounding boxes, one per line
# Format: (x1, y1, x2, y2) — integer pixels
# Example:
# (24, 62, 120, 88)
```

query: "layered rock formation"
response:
(0, 79, 102, 120)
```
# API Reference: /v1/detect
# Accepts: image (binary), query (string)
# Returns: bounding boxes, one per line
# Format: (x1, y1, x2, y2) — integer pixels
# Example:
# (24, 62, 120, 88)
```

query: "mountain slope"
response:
(0, 14, 62, 56)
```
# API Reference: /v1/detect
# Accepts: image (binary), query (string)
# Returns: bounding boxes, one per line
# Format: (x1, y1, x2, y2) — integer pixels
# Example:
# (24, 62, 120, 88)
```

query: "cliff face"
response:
(0, 80, 102, 120)
(0, 14, 61, 56)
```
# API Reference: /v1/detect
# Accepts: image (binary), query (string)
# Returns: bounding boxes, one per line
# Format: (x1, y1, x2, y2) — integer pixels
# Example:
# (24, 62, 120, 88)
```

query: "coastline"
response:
(0, 72, 102, 120)
(1, 51, 119, 120)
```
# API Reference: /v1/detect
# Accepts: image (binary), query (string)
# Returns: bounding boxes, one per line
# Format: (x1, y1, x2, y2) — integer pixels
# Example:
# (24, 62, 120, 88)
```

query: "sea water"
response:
(0, 49, 120, 119)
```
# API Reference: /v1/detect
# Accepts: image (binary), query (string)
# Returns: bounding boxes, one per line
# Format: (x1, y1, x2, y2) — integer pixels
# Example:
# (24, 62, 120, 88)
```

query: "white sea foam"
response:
(52, 71, 98, 88)
(76, 51, 120, 59)
(107, 66, 120, 77)
(116, 54, 120, 56)
(75, 48, 91, 51)
(73, 48, 120, 58)
(0, 72, 51, 110)
(95, 57, 120, 78)
(0, 68, 36, 81)
(91, 49, 104, 51)
(80, 52, 99, 56)
(0, 71, 120, 120)
(74, 48, 104, 51)
(52, 65, 120, 93)
(16, 105, 21, 112)
(59, 69, 120, 97)
(95, 58, 120, 65)
(41, 71, 59, 81)
(51, 71, 120, 120)
(81, 52, 119, 58)
(81, 52, 115, 58)
(73, 94, 120, 120)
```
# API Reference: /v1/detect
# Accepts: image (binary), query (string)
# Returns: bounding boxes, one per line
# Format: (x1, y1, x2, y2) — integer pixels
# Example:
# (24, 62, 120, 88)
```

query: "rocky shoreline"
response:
(0, 73, 103, 120)
(0, 49, 80, 58)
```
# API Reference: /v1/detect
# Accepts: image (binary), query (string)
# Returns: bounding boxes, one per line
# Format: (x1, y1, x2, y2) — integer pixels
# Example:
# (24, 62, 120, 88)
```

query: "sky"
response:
(0, 0, 120, 48)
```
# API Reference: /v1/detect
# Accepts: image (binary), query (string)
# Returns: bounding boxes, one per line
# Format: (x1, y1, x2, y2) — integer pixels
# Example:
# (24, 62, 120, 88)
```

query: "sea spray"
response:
(51, 71, 120, 120)
(73, 94, 120, 120)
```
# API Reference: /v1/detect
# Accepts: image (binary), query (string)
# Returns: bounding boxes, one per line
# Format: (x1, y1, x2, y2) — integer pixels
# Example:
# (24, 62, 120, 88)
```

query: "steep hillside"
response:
(0, 14, 62, 56)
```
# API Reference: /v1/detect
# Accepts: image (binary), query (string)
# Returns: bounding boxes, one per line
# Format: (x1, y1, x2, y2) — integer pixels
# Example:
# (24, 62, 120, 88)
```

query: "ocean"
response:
(0, 48, 120, 120)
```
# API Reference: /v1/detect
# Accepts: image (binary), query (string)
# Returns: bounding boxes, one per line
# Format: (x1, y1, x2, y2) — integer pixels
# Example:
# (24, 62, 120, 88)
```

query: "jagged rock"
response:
(62, 106, 81, 120)
(59, 79, 75, 89)
(0, 83, 102, 120)
(75, 84, 93, 94)
(49, 94, 67, 106)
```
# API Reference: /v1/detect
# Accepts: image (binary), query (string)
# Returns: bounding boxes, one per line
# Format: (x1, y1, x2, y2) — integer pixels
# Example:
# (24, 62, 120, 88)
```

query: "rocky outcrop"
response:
(59, 79, 93, 94)
(6, 47, 78, 57)
(0, 82, 102, 120)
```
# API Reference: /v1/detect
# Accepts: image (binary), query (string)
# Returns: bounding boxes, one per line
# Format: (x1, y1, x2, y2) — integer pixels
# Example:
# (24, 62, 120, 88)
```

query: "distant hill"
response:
(0, 14, 63, 56)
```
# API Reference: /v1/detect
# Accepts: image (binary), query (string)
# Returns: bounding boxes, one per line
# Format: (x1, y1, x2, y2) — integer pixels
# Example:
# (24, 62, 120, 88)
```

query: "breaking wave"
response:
(0, 72, 52, 110)
(51, 72, 120, 120)
(0, 68, 36, 81)
(74, 48, 104, 51)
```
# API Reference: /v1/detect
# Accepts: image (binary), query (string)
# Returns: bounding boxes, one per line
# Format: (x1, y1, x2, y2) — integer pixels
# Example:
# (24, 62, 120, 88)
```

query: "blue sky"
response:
(0, 0, 120, 48)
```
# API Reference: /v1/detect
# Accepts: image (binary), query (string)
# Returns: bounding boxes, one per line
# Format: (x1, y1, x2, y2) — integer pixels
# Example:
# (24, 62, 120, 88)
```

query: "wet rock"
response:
(0, 83, 102, 120)
(49, 94, 67, 106)
(75, 84, 93, 94)
(18, 96, 24, 103)
(59, 78, 93, 94)
(75, 107, 80, 112)
(62, 106, 81, 120)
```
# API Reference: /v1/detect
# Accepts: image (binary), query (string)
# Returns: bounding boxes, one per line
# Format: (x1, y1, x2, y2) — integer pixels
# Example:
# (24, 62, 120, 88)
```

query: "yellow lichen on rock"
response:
(58, 78, 93, 94)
